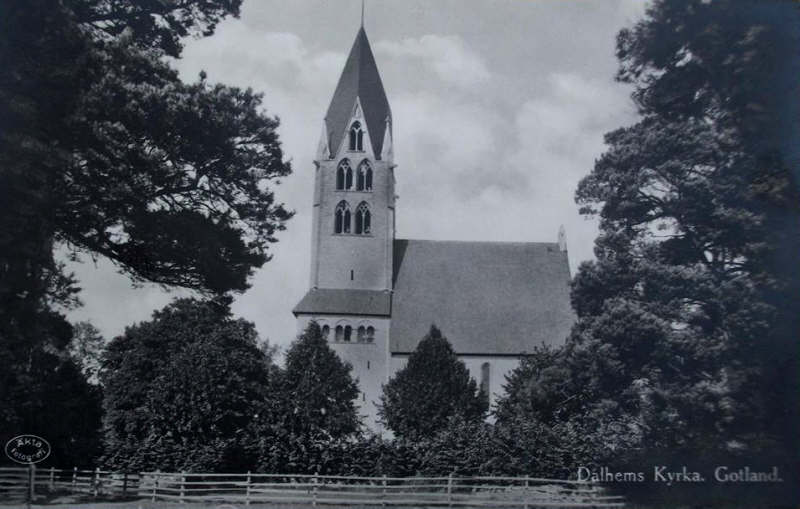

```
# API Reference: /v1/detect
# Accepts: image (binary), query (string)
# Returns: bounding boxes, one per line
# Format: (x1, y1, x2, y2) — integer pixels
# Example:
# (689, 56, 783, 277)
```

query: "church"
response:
(293, 25, 575, 432)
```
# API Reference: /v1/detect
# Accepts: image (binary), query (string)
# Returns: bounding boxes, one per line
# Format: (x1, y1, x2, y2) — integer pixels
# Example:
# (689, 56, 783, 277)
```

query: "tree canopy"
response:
(101, 298, 278, 472)
(278, 322, 361, 439)
(568, 0, 800, 454)
(0, 0, 292, 459)
(1, 0, 292, 302)
(379, 326, 488, 440)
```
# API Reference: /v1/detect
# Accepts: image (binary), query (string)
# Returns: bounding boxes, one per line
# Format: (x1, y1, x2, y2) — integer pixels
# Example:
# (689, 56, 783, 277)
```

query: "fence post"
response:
(524, 478, 530, 509)
(151, 471, 159, 502)
(49, 466, 55, 491)
(72, 466, 77, 493)
(382, 474, 387, 507)
(28, 463, 36, 504)
(93, 467, 100, 498)
(447, 472, 453, 508)
(312, 474, 318, 507)
(122, 472, 128, 496)
(245, 470, 251, 506)
(179, 471, 185, 503)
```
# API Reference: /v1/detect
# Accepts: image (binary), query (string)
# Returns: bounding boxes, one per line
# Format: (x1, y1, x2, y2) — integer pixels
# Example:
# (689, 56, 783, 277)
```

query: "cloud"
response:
(375, 35, 490, 88)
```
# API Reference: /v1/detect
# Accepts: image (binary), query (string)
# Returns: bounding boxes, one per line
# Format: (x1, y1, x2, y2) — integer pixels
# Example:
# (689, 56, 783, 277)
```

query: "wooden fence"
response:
(0, 467, 625, 507)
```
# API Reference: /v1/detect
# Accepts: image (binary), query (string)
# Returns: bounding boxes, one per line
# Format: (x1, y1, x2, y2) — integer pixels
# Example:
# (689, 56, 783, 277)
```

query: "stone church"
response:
(293, 26, 574, 432)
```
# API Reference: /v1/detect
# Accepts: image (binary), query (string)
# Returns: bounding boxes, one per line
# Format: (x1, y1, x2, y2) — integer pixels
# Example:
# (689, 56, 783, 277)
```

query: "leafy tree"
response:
(69, 321, 106, 385)
(2, 0, 292, 297)
(568, 0, 800, 455)
(1, 0, 291, 467)
(379, 326, 488, 439)
(493, 344, 573, 426)
(101, 298, 278, 472)
(278, 321, 361, 438)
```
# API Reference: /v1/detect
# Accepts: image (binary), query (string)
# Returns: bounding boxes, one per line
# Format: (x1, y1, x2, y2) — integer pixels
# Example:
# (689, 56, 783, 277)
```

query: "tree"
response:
(279, 321, 361, 438)
(493, 344, 572, 426)
(379, 326, 488, 439)
(2, 0, 292, 298)
(569, 0, 800, 455)
(101, 298, 278, 472)
(1, 0, 291, 466)
(69, 321, 106, 385)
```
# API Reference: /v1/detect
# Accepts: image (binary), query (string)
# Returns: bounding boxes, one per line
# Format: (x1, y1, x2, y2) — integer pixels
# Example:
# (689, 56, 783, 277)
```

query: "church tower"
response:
(295, 25, 395, 431)
(308, 26, 395, 292)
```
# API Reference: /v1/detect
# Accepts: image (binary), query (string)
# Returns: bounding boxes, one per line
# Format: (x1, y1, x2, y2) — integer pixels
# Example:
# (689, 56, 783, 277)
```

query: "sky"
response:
(65, 0, 648, 354)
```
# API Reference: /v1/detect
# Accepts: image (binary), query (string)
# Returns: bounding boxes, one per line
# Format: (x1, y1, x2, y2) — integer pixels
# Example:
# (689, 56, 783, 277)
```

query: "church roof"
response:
(390, 239, 575, 355)
(293, 288, 391, 317)
(325, 27, 391, 158)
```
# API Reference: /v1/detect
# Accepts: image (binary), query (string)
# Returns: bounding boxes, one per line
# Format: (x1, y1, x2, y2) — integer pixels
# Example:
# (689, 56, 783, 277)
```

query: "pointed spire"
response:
(380, 116, 393, 161)
(558, 225, 567, 252)
(316, 120, 330, 160)
(324, 27, 391, 159)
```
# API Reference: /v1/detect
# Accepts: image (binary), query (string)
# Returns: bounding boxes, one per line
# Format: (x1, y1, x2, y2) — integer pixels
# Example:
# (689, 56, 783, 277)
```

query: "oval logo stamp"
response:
(4, 435, 51, 464)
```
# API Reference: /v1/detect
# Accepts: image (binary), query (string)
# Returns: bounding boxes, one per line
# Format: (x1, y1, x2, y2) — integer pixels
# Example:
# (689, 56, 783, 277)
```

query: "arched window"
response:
(357, 326, 366, 342)
(321, 325, 330, 339)
(366, 326, 375, 342)
(344, 325, 352, 342)
(349, 121, 364, 151)
(336, 159, 351, 190)
(335, 325, 344, 342)
(480, 362, 491, 396)
(355, 202, 371, 235)
(334, 201, 351, 234)
(357, 161, 373, 191)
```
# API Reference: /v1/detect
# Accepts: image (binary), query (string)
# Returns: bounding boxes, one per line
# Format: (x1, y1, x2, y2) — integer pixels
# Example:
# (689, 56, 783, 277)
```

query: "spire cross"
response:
(361, 0, 365, 27)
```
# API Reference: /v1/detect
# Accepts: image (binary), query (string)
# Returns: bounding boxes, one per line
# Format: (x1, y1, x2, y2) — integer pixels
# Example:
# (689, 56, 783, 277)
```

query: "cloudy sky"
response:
(65, 0, 647, 354)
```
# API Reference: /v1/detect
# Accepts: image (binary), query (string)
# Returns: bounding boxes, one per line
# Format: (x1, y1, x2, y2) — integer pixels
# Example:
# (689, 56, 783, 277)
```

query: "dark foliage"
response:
(568, 0, 800, 457)
(277, 321, 361, 439)
(379, 326, 488, 440)
(1, 0, 291, 468)
(101, 298, 278, 472)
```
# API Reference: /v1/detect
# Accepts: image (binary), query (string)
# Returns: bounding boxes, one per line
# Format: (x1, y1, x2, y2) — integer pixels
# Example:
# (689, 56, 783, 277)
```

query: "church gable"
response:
(390, 239, 575, 355)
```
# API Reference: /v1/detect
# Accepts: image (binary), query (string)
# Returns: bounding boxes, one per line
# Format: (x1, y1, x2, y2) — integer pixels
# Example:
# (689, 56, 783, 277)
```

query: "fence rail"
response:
(0, 467, 624, 507)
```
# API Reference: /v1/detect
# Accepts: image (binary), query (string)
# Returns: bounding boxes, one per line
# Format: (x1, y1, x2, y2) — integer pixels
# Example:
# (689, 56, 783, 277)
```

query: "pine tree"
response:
(379, 326, 488, 440)
(569, 0, 800, 454)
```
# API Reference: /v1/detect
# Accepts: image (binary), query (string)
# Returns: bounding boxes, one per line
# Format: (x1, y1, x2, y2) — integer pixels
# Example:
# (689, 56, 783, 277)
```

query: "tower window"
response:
(357, 326, 366, 342)
(344, 325, 352, 342)
(335, 325, 344, 342)
(349, 121, 364, 151)
(334, 200, 351, 234)
(357, 161, 373, 191)
(366, 326, 375, 342)
(355, 202, 371, 235)
(322, 325, 330, 339)
(336, 159, 352, 190)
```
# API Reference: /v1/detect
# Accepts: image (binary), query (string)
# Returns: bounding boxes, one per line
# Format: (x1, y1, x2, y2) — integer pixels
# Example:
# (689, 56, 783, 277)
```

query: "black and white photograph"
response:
(1, 1, 798, 508)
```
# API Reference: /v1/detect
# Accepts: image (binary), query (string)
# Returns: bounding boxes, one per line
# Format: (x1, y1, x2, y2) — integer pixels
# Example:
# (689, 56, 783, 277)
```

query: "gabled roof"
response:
(325, 27, 391, 159)
(390, 239, 575, 355)
(293, 288, 391, 317)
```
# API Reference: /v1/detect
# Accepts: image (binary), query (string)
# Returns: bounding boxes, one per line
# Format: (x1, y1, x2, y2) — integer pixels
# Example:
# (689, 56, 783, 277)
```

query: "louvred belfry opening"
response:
(324, 27, 392, 159)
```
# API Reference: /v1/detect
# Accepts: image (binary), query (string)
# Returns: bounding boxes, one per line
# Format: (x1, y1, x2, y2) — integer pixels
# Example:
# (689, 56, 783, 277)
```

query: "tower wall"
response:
(310, 155, 395, 291)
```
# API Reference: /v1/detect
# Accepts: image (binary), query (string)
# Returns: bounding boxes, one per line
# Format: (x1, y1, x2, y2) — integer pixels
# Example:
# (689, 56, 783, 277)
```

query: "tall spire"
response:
(324, 27, 391, 159)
